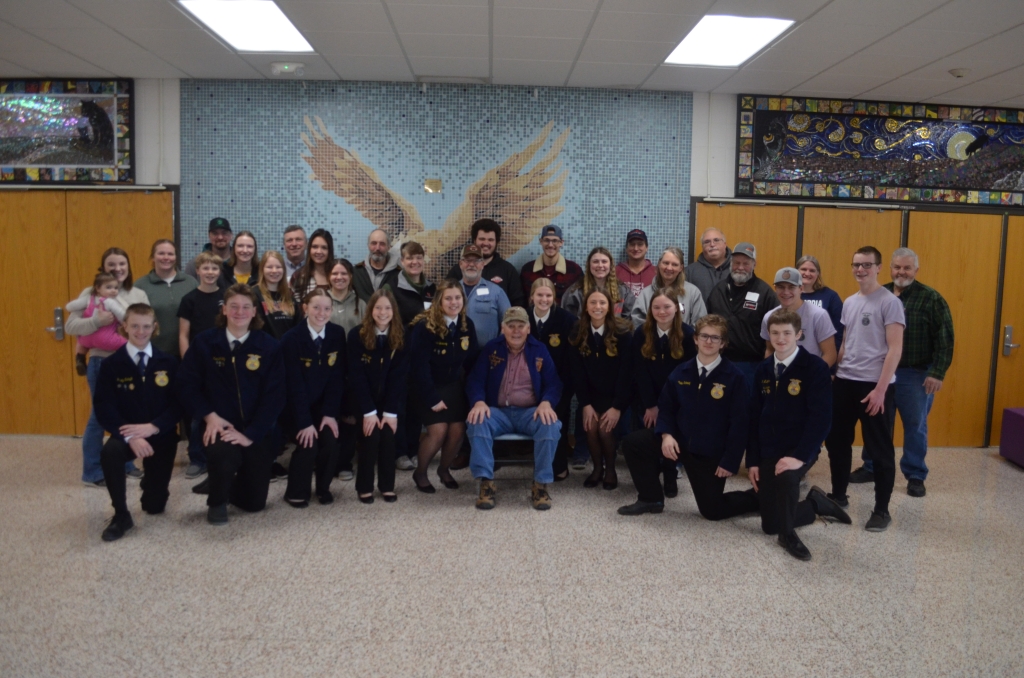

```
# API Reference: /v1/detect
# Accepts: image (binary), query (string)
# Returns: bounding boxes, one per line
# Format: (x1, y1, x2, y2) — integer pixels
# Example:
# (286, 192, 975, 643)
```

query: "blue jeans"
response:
(468, 406, 561, 484)
(861, 367, 932, 481)
(83, 356, 134, 482)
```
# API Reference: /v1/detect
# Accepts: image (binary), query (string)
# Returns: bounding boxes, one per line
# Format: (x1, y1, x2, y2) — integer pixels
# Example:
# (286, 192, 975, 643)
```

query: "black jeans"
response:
(206, 438, 273, 511)
(622, 428, 708, 506)
(756, 455, 816, 536)
(825, 377, 897, 512)
(285, 427, 339, 501)
(357, 424, 397, 494)
(100, 436, 177, 516)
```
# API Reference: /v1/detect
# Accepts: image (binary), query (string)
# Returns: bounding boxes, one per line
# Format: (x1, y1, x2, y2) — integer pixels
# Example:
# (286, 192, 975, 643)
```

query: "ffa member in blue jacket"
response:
(527, 278, 575, 480)
(628, 291, 697, 498)
(347, 290, 410, 503)
(178, 284, 286, 526)
(568, 289, 633, 490)
(466, 307, 563, 511)
(619, 314, 758, 519)
(94, 304, 181, 542)
(280, 289, 346, 508)
(409, 280, 479, 493)
(750, 310, 850, 561)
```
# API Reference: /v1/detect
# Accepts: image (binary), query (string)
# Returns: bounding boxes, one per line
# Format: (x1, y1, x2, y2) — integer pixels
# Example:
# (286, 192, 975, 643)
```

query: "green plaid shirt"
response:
(883, 280, 954, 380)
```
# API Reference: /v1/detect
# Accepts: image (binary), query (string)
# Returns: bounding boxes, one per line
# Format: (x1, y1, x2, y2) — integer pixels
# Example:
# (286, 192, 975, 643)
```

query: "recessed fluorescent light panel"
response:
(179, 0, 314, 52)
(665, 15, 794, 67)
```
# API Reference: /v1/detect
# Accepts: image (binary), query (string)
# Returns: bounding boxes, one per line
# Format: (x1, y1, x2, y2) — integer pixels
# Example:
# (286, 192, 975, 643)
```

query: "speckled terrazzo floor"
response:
(1, 435, 1022, 678)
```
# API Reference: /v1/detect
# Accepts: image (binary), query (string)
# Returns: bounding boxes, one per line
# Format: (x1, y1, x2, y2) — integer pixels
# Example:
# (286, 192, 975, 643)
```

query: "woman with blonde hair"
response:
(254, 251, 297, 339)
(562, 246, 634, 320)
(631, 246, 706, 328)
(220, 230, 259, 288)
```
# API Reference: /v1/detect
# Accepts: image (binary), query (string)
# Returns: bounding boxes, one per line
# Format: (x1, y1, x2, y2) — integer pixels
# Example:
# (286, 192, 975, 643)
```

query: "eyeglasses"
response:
(540, 238, 562, 246)
(696, 333, 723, 344)
(851, 262, 877, 269)
(702, 238, 725, 245)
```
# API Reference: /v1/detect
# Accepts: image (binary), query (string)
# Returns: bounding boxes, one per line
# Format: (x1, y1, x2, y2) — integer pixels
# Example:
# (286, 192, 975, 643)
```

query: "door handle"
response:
(1005, 326, 1021, 357)
(45, 307, 64, 341)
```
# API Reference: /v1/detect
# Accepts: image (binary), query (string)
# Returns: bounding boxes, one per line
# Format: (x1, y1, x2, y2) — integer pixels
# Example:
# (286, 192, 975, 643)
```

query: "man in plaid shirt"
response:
(850, 247, 954, 498)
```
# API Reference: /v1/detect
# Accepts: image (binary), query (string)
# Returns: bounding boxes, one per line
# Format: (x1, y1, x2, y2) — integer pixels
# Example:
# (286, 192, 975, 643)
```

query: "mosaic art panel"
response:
(737, 94, 1024, 206)
(0, 79, 134, 184)
(180, 81, 692, 277)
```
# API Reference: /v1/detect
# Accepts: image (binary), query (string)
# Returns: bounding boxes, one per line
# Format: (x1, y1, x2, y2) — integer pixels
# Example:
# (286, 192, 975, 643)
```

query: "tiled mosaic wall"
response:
(180, 80, 692, 275)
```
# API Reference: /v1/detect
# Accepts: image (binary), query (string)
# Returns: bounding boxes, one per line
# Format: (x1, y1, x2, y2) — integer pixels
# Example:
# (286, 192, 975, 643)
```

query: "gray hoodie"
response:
(352, 249, 400, 302)
(630, 279, 707, 329)
(685, 248, 733, 303)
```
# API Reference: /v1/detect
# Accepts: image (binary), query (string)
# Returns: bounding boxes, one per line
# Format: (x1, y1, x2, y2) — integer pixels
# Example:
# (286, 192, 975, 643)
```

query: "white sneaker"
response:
(338, 470, 354, 481)
(396, 456, 417, 471)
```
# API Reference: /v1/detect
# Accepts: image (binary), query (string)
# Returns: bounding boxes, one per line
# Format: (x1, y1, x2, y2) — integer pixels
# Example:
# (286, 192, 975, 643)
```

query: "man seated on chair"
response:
(466, 307, 563, 511)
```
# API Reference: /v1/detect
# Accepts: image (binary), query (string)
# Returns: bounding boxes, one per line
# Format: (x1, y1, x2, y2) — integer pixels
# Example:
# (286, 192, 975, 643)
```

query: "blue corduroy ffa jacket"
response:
(654, 357, 750, 473)
(346, 327, 411, 416)
(93, 344, 181, 442)
(178, 328, 285, 443)
(748, 347, 833, 468)
(409, 317, 479, 407)
(466, 335, 562, 408)
(280, 322, 346, 433)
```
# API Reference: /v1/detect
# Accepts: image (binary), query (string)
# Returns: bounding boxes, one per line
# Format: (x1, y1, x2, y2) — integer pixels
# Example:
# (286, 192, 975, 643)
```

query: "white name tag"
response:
(476, 287, 489, 296)
(745, 291, 760, 303)
(423, 301, 432, 309)
(678, 302, 685, 313)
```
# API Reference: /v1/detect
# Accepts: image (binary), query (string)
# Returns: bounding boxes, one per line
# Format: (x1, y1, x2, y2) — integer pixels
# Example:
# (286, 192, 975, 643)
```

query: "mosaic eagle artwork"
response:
(301, 116, 570, 281)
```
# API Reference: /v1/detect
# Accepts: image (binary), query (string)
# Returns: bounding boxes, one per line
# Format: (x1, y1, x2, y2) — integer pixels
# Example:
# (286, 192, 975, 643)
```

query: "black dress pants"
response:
(285, 428, 339, 501)
(621, 428, 709, 505)
(678, 447, 759, 521)
(757, 455, 816, 536)
(825, 377, 897, 512)
(206, 438, 273, 511)
(100, 436, 177, 516)
(356, 424, 397, 494)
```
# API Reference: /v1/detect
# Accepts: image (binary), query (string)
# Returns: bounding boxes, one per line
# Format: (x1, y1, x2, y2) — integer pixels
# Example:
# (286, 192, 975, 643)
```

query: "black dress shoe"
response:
(101, 514, 134, 542)
(907, 479, 926, 497)
(849, 466, 874, 484)
(191, 478, 210, 495)
(359, 494, 374, 504)
(269, 462, 288, 483)
(808, 486, 852, 524)
(865, 510, 892, 532)
(778, 533, 811, 561)
(826, 492, 849, 509)
(382, 493, 397, 503)
(317, 491, 334, 505)
(602, 478, 618, 491)
(207, 504, 228, 526)
(286, 498, 309, 509)
(617, 500, 664, 516)
(583, 471, 602, 488)
(553, 469, 569, 482)
(415, 481, 436, 494)
(437, 470, 459, 490)
(663, 478, 679, 499)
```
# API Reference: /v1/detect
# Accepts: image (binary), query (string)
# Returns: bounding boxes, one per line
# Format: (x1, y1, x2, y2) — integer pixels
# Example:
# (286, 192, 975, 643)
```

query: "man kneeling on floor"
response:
(466, 307, 563, 510)
(749, 309, 851, 562)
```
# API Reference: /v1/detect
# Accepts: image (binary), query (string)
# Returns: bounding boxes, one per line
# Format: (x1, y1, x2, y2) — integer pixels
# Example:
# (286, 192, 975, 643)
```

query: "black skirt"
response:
(415, 380, 468, 425)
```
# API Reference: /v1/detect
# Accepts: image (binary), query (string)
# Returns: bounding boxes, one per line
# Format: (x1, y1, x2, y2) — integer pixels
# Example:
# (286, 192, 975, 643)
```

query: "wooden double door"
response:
(0, 191, 173, 435)
(694, 202, 1024, 447)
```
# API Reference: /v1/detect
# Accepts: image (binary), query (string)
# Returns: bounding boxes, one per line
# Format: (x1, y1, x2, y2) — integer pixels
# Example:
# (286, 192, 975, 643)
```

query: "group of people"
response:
(67, 216, 954, 562)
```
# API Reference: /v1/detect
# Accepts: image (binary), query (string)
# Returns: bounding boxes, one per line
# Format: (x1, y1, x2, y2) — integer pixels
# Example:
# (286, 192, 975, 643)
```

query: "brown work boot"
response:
(476, 479, 496, 510)
(531, 482, 552, 511)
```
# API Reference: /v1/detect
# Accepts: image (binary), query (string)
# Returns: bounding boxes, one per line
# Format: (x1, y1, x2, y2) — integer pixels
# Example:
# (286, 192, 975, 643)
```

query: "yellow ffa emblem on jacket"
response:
(461, 336, 470, 351)
(548, 333, 560, 347)
(710, 383, 725, 399)
(154, 371, 169, 387)
(606, 345, 617, 357)
(327, 351, 338, 367)
(535, 357, 544, 372)
(246, 354, 261, 371)
(787, 379, 801, 396)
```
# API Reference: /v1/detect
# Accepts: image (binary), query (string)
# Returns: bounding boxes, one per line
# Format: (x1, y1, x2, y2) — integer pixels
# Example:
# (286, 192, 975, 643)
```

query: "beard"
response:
(730, 270, 751, 285)
(370, 250, 387, 265)
(893, 276, 913, 288)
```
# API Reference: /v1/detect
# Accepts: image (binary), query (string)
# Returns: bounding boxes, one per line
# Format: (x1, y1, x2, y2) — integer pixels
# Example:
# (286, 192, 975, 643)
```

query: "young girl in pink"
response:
(67, 272, 128, 375)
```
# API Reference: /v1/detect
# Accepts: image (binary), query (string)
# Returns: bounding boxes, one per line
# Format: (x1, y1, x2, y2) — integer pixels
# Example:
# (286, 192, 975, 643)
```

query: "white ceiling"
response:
(2, 0, 1024, 105)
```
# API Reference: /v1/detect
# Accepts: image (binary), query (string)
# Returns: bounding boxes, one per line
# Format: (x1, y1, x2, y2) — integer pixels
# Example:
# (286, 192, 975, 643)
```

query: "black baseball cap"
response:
(209, 217, 231, 233)
(626, 229, 647, 245)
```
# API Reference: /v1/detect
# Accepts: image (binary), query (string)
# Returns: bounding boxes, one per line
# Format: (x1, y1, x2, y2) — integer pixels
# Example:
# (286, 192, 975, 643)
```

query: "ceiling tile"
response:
(794, 72, 895, 96)
(912, 0, 1024, 34)
(2, 0, 99, 29)
(787, 87, 864, 98)
(706, 0, 832, 21)
(808, 0, 949, 28)
(713, 67, 817, 94)
(495, 0, 599, 9)
(400, 33, 489, 59)
(493, 35, 580, 61)
(578, 39, 675, 65)
(825, 51, 934, 78)
(409, 56, 490, 78)
(65, 0, 202, 31)
(282, 2, 394, 33)
(907, 26, 1024, 82)
(566, 61, 654, 88)
(493, 7, 593, 39)
(769, 21, 888, 53)
(491, 58, 573, 86)
(25, 29, 189, 77)
(305, 31, 405, 58)
(0, 23, 113, 75)
(745, 48, 832, 73)
(587, 11, 701, 43)
(938, 65, 1024, 104)
(643, 64, 735, 91)
(859, 79, 959, 102)
(155, 52, 264, 78)
(328, 55, 414, 81)
(0, 57, 40, 77)
(870, 28, 992, 59)
(993, 96, 1024, 108)
(388, 5, 489, 35)
(601, 0, 713, 13)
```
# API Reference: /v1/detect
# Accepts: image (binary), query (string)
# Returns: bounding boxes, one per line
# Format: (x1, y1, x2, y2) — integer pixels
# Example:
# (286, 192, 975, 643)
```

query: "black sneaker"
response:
(808, 486, 852, 524)
(849, 466, 874, 484)
(663, 477, 678, 499)
(83, 479, 106, 489)
(317, 491, 334, 505)
(126, 467, 143, 480)
(907, 479, 926, 497)
(778, 533, 811, 561)
(617, 500, 664, 516)
(826, 492, 849, 509)
(865, 511, 892, 532)
(269, 462, 288, 482)
(101, 514, 134, 542)
(207, 504, 229, 526)
(191, 477, 210, 495)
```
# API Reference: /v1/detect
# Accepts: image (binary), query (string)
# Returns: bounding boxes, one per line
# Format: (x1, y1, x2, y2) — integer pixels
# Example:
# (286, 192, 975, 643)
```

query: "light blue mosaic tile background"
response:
(180, 80, 692, 272)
